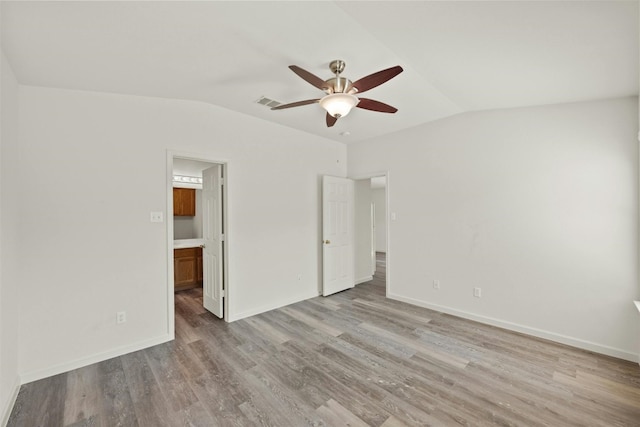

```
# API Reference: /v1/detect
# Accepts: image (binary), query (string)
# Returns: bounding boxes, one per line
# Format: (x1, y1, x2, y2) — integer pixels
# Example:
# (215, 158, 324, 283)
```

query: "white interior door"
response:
(202, 165, 223, 318)
(322, 175, 355, 296)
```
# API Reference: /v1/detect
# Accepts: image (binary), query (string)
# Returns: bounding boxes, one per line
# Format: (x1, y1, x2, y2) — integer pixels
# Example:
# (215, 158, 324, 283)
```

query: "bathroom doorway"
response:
(167, 153, 229, 339)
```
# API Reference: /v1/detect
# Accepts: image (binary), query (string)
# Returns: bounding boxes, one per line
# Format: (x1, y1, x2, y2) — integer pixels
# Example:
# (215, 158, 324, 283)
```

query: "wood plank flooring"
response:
(8, 253, 640, 426)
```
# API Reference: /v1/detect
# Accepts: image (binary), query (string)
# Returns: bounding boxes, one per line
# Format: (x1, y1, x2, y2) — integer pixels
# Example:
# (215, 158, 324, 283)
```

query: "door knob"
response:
(324, 240, 331, 244)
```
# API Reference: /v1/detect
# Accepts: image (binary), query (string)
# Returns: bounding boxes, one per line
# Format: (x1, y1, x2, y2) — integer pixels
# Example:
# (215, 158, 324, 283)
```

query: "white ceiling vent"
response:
(255, 96, 281, 108)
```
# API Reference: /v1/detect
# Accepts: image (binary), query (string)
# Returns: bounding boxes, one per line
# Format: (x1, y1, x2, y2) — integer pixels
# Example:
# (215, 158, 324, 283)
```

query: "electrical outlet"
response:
(474, 287, 482, 298)
(433, 279, 440, 290)
(116, 311, 127, 324)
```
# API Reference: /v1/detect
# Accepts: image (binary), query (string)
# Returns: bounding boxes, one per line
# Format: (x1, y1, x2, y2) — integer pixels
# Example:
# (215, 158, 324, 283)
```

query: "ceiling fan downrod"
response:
(329, 60, 346, 93)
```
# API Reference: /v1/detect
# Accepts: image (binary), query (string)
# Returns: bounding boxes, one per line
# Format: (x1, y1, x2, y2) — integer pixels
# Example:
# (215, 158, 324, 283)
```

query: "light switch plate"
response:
(150, 212, 164, 223)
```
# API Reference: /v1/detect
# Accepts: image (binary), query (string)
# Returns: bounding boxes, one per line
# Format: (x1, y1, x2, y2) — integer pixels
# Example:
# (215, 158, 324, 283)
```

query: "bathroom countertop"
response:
(173, 238, 204, 249)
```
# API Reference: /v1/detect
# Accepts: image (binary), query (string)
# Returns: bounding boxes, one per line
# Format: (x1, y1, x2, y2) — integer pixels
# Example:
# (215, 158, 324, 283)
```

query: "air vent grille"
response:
(255, 96, 281, 108)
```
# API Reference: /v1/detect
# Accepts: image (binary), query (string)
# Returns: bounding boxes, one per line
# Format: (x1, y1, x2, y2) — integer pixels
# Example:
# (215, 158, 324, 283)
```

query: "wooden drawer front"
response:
(174, 247, 198, 258)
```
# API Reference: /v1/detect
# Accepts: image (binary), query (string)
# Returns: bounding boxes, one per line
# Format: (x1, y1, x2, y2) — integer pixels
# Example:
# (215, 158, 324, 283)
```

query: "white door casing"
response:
(371, 202, 376, 276)
(322, 175, 355, 296)
(202, 165, 223, 318)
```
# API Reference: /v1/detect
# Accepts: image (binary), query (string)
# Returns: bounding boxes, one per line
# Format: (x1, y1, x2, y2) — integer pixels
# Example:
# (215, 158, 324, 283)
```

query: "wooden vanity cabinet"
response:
(174, 247, 203, 291)
(196, 254, 203, 282)
(173, 188, 196, 216)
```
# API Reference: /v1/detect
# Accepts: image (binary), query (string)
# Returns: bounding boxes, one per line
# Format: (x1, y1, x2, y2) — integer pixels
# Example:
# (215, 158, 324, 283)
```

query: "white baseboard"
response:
(1, 375, 20, 427)
(355, 275, 373, 285)
(20, 333, 173, 384)
(229, 289, 320, 322)
(387, 293, 638, 363)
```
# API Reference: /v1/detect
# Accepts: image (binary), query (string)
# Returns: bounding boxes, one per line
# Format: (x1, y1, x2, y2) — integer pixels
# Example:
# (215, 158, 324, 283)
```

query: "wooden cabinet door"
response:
(174, 247, 203, 290)
(173, 188, 196, 216)
(196, 248, 203, 282)
(175, 256, 196, 287)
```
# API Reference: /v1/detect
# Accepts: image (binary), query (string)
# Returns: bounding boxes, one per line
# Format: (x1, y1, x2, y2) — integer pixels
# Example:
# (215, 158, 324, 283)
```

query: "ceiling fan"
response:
(271, 60, 403, 127)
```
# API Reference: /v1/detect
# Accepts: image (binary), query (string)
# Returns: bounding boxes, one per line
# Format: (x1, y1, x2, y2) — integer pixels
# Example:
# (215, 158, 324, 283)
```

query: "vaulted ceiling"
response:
(1, 1, 637, 143)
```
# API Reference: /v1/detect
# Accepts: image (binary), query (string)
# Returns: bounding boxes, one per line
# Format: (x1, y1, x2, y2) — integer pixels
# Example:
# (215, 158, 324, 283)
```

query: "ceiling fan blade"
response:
(271, 99, 320, 110)
(326, 113, 338, 127)
(352, 66, 403, 94)
(289, 65, 330, 91)
(356, 98, 398, 113)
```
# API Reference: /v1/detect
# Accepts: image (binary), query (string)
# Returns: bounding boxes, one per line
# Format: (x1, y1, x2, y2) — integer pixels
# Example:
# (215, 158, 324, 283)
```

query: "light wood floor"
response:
(8, 253, 640, 426)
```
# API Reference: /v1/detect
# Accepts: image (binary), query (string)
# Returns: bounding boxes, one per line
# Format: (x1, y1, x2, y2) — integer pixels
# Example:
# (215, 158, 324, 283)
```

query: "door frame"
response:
(166, 150, 231, 338)
(349, 171, 391, 296)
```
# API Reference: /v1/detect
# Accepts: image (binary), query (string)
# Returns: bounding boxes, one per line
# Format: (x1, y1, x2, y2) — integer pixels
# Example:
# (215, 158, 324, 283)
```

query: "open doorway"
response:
(353, 174, 388, 293)
(370, 176, 387, 288)
(167, 153, 229, 339)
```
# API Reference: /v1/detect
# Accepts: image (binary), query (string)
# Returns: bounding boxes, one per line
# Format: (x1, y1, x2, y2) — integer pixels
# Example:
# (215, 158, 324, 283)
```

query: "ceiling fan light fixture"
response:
(319, 93, 359, 118)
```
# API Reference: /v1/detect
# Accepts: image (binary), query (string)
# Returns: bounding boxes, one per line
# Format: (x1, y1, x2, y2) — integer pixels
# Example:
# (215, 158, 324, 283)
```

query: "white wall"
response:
(0, 49, 21, 424)
(17, 86, 346, 380)
(349, 97, 640, 361)
(354, 179, 373, 283)
(173, 217, 197, 240)
(372, 188, 387, 253)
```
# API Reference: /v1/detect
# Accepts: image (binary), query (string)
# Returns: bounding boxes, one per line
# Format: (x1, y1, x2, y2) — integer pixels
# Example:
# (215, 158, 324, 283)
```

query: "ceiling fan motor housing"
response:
(324, 77, 354, 94)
